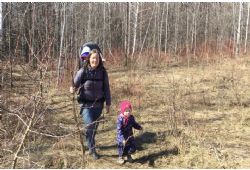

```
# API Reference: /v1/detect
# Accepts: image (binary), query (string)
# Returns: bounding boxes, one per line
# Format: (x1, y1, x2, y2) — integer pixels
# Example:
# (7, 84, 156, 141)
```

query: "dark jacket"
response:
(74, 65, 111, 108)
(117, 114, 142, 144)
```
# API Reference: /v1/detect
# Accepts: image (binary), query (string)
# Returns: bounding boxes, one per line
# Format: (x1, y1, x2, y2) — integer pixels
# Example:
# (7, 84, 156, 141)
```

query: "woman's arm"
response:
(103, 69, 111, 106)
(73, 68, 84, 88)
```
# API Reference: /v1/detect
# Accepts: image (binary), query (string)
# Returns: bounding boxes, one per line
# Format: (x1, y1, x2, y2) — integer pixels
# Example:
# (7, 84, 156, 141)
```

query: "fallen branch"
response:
(12, 96, 38, 169)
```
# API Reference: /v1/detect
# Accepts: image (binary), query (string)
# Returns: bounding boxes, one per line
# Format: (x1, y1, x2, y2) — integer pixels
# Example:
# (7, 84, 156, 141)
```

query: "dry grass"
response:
(1, 56, 250, 168)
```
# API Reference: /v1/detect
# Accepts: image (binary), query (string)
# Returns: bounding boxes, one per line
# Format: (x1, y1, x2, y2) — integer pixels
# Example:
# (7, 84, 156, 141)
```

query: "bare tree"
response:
(131, 2, 139, 57)
(164, 2, 169, 56)
(86, 2, 92, 41)
(233, 3, 236, 56)
(57, 3, 66, 86)
(174, 3, 179, 55)
(204, 3, 209, 53)
(158, 3, 165, 58)
(124, 2, 129, 66)
(236, 2, 242, 57)
(244, 2, 250, 54)
(2, 2, 250, 70)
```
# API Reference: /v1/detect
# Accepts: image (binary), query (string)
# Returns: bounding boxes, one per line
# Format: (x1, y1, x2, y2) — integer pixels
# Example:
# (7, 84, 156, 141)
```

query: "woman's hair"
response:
(87, 49, 104, 68)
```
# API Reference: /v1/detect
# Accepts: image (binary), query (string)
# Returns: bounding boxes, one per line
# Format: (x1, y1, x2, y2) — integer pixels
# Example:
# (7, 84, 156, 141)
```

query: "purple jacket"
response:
(117, 114, 142, 143)
(74, 66, 111, 107)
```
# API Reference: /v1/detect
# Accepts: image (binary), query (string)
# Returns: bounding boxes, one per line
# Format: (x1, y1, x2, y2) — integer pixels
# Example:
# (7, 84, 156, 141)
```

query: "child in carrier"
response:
(116, 100, 143, 164)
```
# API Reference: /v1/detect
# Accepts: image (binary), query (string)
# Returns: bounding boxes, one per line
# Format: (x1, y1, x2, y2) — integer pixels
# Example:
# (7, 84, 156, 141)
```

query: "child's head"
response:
(120, 100, 132, 117)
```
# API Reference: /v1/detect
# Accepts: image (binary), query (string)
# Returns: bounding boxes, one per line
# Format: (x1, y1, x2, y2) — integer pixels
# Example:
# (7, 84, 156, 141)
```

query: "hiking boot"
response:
(117, 157, 125, 164)
(127, 154, 133, 163)
(92, 151, 100, 160)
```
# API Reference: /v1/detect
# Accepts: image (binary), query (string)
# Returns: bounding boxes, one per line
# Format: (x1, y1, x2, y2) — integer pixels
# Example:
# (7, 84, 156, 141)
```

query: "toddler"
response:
(116, 100, 143, 164)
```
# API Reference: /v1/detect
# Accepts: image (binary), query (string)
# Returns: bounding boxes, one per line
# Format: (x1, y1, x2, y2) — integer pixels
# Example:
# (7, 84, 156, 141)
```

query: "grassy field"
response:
(1, 56, 250, 168)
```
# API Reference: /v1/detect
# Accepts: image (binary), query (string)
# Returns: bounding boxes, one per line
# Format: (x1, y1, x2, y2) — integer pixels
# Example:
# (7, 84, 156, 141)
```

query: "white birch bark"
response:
(57, 3, 66, 85)
(236, 2, 243, 57)
(131, 2, 139, 57)
(244, 2, 250, 54)
(164, 2, 169, 56)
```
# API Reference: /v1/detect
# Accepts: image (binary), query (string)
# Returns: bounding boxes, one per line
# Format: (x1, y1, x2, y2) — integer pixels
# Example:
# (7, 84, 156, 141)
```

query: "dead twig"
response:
(11, 96, 39, 169)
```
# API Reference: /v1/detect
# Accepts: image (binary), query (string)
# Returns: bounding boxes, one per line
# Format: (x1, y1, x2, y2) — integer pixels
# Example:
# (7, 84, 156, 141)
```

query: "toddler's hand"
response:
(122, 140, 126, 145)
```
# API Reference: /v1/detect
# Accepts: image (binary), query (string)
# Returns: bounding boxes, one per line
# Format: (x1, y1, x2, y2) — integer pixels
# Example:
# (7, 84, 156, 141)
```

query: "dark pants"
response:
(81, 106, 103, 152)
(117, 138, 136, 157)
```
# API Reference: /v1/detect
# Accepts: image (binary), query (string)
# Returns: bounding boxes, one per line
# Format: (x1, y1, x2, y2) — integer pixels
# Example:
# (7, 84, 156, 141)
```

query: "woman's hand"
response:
(70, 86, 75, 94)
(139, 127, 143, 134)
(106, 105, 110, 113)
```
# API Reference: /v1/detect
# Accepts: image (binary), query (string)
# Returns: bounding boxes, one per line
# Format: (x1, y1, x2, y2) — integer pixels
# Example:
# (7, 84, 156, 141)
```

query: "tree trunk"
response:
(164, 2, 169, 56)
(124, 2, 129, 66)
(236, 2, 242, 57)
(127, 2, 131, 57)
(233, 3, 236, 56)
(108, 3, 112, 55)
(152, 3, 157, 56)
(57, 3, 66, 86)
(31, 3, 37, 69)
(174, 3, 179, 56)
(186, 4, 189, 57)
(86, 2, 92, 41)
(158, 3, 165, 58)
(131, 2, 139, 57)
(103, 3, 106, 59)
(204, 4, 209, 54)
(244, 2, 250, 54)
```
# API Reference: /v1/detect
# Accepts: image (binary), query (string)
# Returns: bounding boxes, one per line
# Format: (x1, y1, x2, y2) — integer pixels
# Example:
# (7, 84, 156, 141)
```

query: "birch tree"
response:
(164, 2, 169, 56)
(233, 3, 236, 56)
(244, 2, 250, 54)
(57, 3, 66, 85)
(236, 2, 242, 57)
(131, 2, 139, 57)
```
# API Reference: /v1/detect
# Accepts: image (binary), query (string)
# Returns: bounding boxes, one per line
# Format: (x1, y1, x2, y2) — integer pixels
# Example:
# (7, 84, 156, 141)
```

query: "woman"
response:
(72, 49, 111, 160)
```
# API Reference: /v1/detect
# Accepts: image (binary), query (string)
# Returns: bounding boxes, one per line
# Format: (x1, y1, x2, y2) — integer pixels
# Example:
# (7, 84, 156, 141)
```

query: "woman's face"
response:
(89, 53, 100, 69)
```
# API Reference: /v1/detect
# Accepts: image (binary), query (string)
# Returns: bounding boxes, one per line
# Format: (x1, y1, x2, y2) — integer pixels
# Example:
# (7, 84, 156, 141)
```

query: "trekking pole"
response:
(71, 72, 86, 165)
(102, 107, 106, 129)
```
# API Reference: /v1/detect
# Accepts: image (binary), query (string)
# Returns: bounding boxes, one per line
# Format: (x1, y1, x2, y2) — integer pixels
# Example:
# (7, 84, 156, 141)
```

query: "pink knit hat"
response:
(120, 100, 132, 115)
